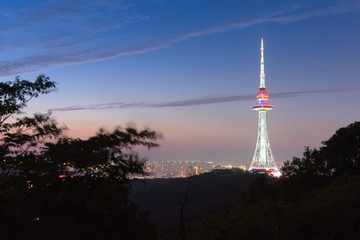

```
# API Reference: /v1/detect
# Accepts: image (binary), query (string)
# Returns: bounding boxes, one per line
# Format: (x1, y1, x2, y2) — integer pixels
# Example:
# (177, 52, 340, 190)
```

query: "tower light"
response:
(249, 38, 280, 176)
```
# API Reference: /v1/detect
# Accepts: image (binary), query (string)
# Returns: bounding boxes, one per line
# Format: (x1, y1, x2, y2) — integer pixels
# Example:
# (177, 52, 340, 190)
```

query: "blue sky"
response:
(1, 0, 360, 166)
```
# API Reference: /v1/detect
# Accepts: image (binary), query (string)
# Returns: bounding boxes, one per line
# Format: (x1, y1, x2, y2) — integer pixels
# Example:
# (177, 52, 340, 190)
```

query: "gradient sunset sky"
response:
(1, 0, 360, 167)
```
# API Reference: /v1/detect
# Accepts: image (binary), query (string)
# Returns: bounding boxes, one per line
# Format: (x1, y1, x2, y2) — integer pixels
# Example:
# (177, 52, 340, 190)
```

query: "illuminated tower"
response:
(249, 38, 279, 174)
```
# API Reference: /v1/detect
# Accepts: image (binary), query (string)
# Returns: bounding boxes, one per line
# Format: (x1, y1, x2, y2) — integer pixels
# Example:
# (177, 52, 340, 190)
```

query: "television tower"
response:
(249, 38, 279, 175)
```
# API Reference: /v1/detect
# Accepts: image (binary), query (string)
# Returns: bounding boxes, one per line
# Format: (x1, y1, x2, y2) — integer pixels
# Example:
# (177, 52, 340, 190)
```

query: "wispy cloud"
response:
(0, 0, 359, 77)
(308, 61, 326, 68)
(50, 88, 356, 112)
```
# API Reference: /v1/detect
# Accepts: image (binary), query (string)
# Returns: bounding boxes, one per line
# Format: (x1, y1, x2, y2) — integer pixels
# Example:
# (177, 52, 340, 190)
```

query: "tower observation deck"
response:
(249, 38, 279, 175)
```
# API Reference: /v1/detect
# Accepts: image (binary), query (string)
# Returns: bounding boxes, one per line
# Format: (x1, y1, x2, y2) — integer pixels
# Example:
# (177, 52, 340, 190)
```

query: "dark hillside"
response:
(130, 169, 255, 228)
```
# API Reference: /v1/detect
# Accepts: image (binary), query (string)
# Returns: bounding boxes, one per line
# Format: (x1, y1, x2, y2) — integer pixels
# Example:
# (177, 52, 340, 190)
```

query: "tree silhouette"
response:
(281, 122, 360, 178)
(0, 75, 62, 183)
(0, 75, 56, 125)
(44, 126, 162, 179)
(321, 121, 360, 175)
(0, 75, 161, 240)
(183, 122, 360, 240)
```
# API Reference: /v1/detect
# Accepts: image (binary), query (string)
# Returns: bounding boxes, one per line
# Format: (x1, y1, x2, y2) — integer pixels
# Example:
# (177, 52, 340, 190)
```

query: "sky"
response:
(0, 0, 360, 167)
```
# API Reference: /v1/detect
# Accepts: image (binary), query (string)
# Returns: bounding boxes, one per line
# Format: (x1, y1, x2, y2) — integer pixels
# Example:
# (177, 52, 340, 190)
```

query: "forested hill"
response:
(129, 169, 255, 227)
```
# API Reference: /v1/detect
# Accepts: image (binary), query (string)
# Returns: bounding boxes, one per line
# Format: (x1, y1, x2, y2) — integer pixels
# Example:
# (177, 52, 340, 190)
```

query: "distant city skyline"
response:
(140, 160, 236, 179)
(1, 0, 359, 166)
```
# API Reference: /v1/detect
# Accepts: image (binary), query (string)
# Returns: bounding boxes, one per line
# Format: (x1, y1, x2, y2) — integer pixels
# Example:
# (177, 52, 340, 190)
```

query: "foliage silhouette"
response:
(0, 75, 56, 126)
(321, 121, 360, 175)
(0, 75, 161, 240)
(44, 126, 162, 179)
(282, 122, 360, 178)
(172, 122, 360, 240)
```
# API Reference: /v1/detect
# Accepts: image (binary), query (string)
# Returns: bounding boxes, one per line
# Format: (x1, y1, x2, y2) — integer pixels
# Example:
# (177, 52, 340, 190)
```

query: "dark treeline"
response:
(131, 121, 360, 240)
(0, 76, 161, 239)
(130, 169, 255, 229)
(0, 76, 359, 240)
(174, 121, 360, 240)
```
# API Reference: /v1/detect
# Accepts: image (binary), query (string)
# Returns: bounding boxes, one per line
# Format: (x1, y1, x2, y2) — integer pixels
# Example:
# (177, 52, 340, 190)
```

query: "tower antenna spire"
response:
(260, 38, 265, 89)
(249, 38, 279, 176)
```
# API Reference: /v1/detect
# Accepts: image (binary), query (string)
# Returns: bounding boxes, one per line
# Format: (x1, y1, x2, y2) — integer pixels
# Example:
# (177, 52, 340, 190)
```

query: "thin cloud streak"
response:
(309, 61, 326, 68)
(1, 0, 359, 77)
(50, 88, 356, 112)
